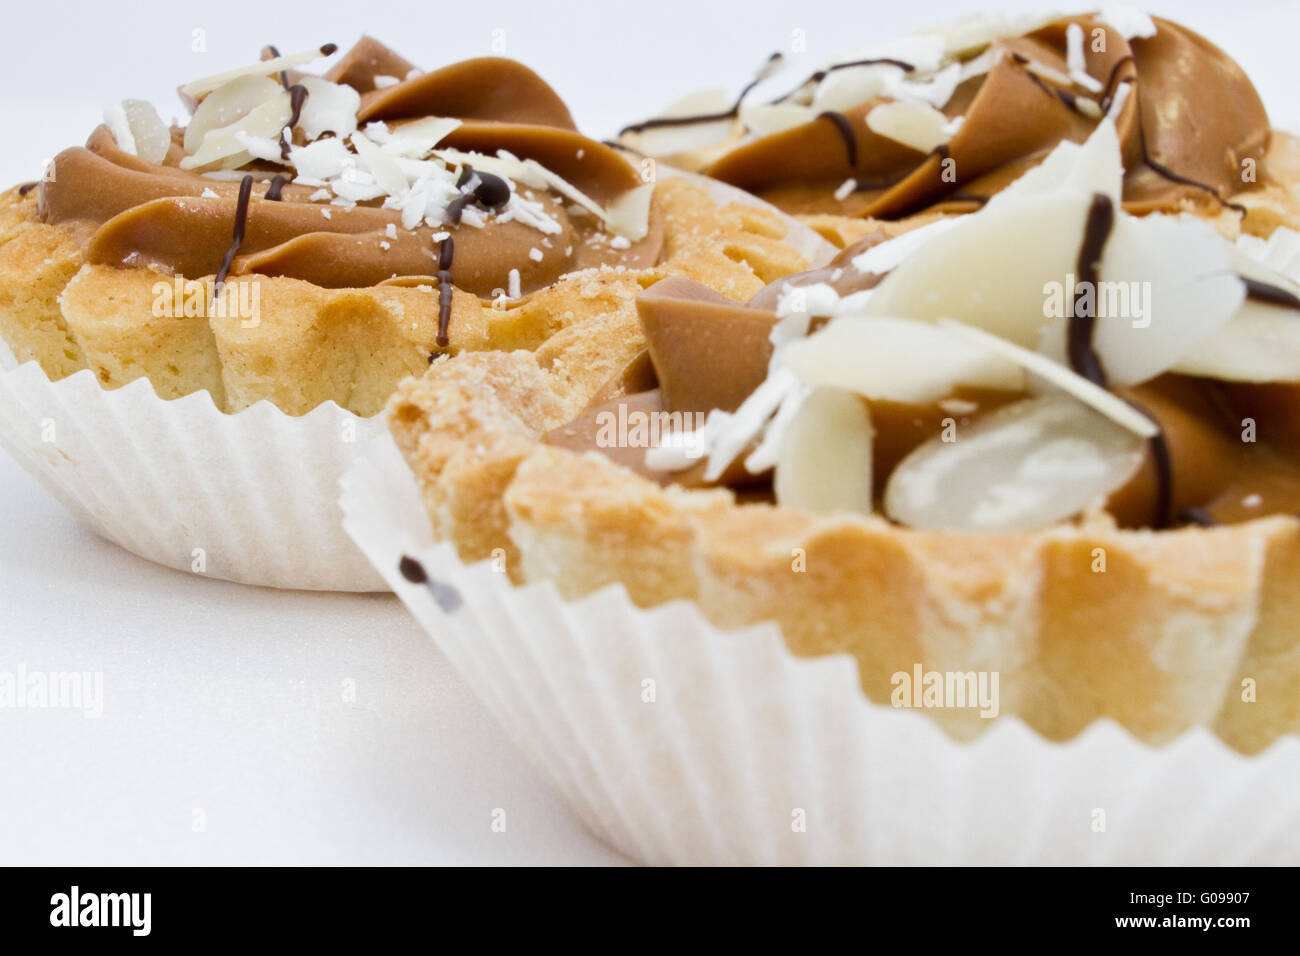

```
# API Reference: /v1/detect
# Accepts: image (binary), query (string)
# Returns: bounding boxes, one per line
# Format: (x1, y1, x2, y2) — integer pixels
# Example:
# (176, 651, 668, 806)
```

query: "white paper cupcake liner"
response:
(0, 341, 387, 590)
(341, 437, 1300, 865)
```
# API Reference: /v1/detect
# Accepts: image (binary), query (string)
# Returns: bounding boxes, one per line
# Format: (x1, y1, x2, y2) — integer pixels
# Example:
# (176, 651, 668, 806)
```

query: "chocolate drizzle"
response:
(214, 174, 254, 293)
(1124, 397, 1174, 530)
(620, 52, 783, 135)
(1241, 276, 1300, 312)
(397, 554, 462, 611)
(818, 111, 858, 167)
(445, 165, 511, 225)
(1147, 421, 1174, 530)
(1099, 54, 1135, 110)
(262, 44, 291, 90)
(279, 84, 310, 160)
(601, 138, 641, 155)
(398, 554, 427, 582)
(264, 174, 287, 201)
(17, 181, 39, 196)
(1067, 193, 1115, 388)
(435, 235, 455, 348)
(1013, 55, 1082, 111)
(771, 56, 916, 105)
(471, 170, 510, 208)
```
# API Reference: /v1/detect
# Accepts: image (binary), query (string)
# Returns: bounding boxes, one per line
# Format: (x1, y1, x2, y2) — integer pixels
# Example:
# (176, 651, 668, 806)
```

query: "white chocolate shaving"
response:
(120, 100, 171, 164)
(295, 76, 360, 142)
(884, 392, 1147, 532)
(781, 316, 1025, 402)
(774, 387, 875, 515)
(181, 89, 292, 171)
(351, 130, 408, 198)
(937, 319, 1157, 437)
(181, 46, 338, 98)
(1097, 3, 1158, 40)
(1066, 23, 1104, 93)
(102, 103, 136, 156)
(865, 100, 952, 153)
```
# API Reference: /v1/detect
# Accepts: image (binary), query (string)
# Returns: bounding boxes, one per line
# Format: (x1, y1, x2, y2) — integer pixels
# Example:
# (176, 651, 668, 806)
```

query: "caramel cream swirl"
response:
(670, 15, 1270, 220)
(39, 40, 663, 299)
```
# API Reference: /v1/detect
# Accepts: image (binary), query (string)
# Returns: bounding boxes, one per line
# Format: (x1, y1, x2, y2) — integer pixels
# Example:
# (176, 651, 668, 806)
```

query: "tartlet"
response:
(387, 12, 1300, 751)
(0, 38, 811, 417)
(0, 37, 819, 588)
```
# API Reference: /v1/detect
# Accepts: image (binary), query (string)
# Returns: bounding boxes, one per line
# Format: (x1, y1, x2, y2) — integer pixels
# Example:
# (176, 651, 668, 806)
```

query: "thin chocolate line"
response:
(17, 181, 39, 196)
(770, 56, 916, 106)
(447, 166, 477, 223)
(817, 111, 858, 167)
(601, 138, 642, 155)
(279, 84, 309, 160)
(824, 56, 916, 74)
(1122, 397, 1173, 530)
(263, 45, 290, 90)
(444, 194, 472, 225)
(620, 52, 782, 134)
(1148, 424, 1174, 530)
(1011, 54, 1093, 114)
(946, 191, 988, 205)
(1241, 276, 1300, 311)
(264, 174, 287, 201)
(214, 174, 254, 293)
(1020, 67, 1060, 103)
(1099, 54, 1135, 109)
(435, 236, 455, 348)
(1067, 193, 1115, 388)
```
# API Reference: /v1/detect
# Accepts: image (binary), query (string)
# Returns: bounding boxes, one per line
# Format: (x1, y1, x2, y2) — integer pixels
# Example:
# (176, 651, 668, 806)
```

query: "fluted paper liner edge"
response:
(341, 436, 1300, 865)
(0, 353, 386, 590)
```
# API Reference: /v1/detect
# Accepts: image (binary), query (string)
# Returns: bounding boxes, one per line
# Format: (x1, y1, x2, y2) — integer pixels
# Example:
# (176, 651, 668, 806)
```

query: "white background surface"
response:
(0, 0, 1293, 865)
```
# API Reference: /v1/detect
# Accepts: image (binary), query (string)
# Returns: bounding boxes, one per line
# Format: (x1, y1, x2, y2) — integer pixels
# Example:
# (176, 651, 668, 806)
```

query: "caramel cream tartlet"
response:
(620, 10, 1300, 246)
(0, 38, 810, 415)
(390, 13, 1300, 754)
